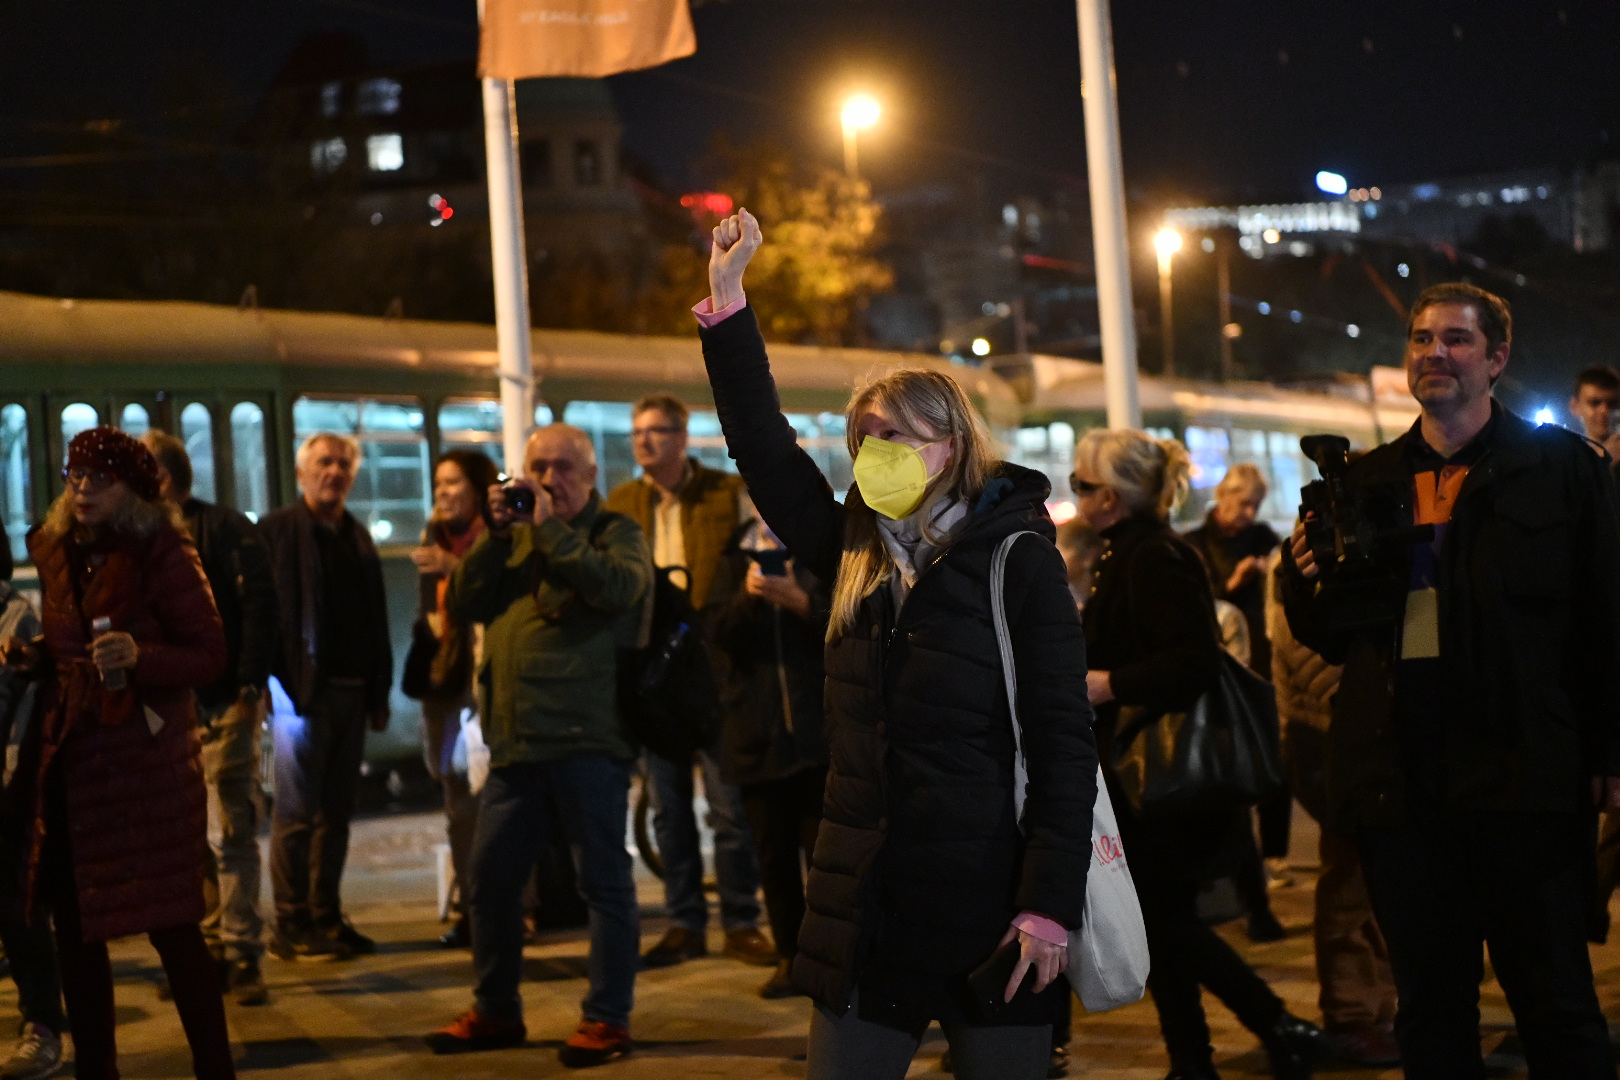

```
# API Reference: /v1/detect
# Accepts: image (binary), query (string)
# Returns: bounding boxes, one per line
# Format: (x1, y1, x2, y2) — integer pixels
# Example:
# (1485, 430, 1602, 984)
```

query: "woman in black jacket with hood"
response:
(696, 210, 1096, 1080)
(1072, 428, 1322, 1080)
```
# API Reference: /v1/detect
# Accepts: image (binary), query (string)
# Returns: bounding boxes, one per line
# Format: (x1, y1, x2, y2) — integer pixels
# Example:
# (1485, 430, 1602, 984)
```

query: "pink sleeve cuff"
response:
(692, 292, 747, 327)
(1012, 912, 1069, 947)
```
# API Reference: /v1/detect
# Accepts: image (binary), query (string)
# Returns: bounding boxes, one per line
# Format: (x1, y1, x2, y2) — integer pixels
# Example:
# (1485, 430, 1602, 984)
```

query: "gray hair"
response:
(1074, 428, 1192, 523)
(1216, 462, 1268, 501)
(295, 432, 361, 473)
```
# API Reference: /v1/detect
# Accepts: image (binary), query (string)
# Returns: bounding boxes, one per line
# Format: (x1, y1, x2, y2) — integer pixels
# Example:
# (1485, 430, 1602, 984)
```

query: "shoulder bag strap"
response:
(990, 529, 1042, 828)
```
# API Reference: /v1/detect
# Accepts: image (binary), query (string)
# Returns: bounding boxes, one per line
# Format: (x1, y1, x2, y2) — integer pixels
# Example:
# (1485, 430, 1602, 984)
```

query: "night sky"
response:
(5, 1, 1618, 203)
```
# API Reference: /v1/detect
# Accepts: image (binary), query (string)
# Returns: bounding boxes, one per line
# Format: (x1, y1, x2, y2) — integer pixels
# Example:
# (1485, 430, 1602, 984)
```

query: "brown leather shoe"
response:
(641, 926, 707, 968)
(723, 927, 778, 967)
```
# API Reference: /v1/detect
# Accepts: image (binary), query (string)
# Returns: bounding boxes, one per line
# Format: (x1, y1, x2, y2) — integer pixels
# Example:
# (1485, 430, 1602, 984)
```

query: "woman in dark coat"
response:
(706, 519, 831, 999)
(1071, 428, 1319, 1080)
(409, 448, 498, 947)
(1, 427, 232, 1080)
(697, 210, 1096, 1080)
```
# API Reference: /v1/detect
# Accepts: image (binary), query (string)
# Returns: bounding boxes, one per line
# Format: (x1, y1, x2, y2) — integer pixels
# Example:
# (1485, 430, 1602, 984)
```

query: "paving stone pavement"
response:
(10, 809, 1620, 1079)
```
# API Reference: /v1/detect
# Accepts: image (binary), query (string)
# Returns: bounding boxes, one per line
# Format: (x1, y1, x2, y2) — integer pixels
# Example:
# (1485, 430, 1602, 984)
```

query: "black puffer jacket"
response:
(701, 307, 1097, 1029)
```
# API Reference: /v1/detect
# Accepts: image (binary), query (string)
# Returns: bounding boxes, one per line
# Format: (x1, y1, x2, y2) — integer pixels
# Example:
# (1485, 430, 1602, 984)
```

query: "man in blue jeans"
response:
(606, 393, 774, 969)
(426, 424, 650, 1068)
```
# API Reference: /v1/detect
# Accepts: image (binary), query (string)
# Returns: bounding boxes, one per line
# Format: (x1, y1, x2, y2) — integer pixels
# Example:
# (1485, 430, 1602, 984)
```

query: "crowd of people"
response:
(0, 208, 1616, 1080)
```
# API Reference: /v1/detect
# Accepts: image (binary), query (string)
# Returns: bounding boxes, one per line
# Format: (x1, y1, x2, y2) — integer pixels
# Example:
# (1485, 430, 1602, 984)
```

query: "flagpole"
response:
(1075, 0, 1141, 429)
(478, 0, 535, 473)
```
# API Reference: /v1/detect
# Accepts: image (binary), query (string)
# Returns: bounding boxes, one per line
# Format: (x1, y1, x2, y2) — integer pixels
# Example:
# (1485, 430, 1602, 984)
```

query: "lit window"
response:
(356, 77, 402, 117)
(231, 402, 270, 521)
(320, 81, 342, 119)
(1002, 204, 1019, 226)
(181, 403, 216, 503)
(119, 403, 149, 437)
(60, 403, 98, 452)
(367, 134, 404, 172)
(1, 404, 33, 565)
(310, 137, 347, 175)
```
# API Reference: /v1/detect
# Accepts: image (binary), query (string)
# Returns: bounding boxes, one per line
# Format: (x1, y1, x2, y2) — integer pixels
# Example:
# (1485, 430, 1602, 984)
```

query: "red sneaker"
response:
(425, 1009, 526, 1055)
(558, 1020, 632, 1068)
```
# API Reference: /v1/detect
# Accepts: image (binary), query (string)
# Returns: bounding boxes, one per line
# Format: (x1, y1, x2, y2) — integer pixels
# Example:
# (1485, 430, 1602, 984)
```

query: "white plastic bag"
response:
(991, 531, 1150, 1012)
(460, 708, 491, 796)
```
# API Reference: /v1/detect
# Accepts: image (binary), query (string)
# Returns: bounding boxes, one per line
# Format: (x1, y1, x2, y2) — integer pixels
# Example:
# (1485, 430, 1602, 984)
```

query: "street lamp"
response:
(1153, 227, 1182, 376)
(841, 94, 881, 179)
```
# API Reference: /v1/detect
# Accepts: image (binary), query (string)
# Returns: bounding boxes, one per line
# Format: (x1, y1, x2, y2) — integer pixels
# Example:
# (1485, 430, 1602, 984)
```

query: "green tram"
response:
(0, 289, 1023, 761)
(993, 356, 1419, 534)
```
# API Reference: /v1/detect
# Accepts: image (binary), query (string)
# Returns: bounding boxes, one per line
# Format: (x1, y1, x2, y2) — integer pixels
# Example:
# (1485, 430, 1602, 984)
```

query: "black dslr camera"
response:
(1297, 434, 1431, 631)
(495, 475, 534, 519)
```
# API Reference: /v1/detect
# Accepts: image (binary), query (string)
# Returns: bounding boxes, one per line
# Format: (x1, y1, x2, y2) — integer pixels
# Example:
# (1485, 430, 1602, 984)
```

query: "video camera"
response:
(1296, 434, 1431, 631)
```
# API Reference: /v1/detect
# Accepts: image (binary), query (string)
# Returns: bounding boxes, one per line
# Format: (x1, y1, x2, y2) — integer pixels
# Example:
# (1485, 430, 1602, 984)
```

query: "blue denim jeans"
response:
(645, 745, 761, 932)
(470, 755, 638, 1028)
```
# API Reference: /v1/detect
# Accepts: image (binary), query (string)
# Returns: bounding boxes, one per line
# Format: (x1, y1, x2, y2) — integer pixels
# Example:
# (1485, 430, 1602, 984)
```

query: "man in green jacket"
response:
(427, 424, 650, 1069)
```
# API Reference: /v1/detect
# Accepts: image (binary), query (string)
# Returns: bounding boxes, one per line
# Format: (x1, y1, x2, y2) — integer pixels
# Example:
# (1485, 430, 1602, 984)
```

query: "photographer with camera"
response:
(1281, 283, 1620, 1077)
(426, 424, 651, 1068)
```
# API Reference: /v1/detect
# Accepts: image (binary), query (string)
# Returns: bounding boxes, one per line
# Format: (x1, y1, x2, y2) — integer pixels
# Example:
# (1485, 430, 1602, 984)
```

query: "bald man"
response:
(427, 425, 652, 1068)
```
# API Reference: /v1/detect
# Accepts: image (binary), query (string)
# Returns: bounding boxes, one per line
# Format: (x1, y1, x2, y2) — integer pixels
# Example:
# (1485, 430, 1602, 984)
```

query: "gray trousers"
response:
(201, 694, 267, 960)
(807, 992, 1050, 1080)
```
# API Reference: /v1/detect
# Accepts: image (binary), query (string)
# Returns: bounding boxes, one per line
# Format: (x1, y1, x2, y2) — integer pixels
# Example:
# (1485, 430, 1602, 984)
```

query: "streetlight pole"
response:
(1153, 227, 1181, 377)
(1075, 0, 1141, 429)
(840, 94, 880, 180)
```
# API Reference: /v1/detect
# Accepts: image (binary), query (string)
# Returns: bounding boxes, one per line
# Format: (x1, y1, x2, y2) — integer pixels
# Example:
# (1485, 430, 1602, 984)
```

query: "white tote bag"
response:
(991, 531, 1150, 1012)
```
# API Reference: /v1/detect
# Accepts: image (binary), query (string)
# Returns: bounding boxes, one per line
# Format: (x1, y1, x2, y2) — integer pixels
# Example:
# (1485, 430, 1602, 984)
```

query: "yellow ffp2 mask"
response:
(853, 436, 944, 520)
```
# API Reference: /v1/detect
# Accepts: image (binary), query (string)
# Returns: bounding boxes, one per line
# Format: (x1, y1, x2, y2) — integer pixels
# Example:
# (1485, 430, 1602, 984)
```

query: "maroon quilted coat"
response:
(19, 518, 225, 942)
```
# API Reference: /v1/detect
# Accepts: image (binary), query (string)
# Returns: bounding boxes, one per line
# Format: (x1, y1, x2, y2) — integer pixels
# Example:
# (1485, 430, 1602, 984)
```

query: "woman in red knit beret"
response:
(1, 427, 234, 1080)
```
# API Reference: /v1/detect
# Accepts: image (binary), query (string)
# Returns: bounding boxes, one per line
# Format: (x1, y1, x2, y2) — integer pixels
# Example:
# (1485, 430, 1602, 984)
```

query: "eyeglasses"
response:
(1069, 474, 1103, 496)
(631, 425, 682, 438)
(63, 467, 117, 493)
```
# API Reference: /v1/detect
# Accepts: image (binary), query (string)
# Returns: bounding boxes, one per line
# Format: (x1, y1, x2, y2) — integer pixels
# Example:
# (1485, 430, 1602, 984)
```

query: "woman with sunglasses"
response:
(1070, 429, 1321, 1080)
(1, 427, 234, 1080)
(695, 210, 1096, 1080)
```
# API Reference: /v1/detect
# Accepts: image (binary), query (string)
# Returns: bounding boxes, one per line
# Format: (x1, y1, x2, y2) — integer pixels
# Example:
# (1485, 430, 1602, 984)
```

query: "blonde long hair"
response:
(39, 486, 183, 544)
(828, 369, 995, 639)
(1073, 429, 1191, 523)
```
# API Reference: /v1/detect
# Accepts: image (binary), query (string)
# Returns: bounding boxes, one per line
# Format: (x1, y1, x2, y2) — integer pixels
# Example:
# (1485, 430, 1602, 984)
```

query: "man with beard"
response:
(1281, 283, 1620, 1077)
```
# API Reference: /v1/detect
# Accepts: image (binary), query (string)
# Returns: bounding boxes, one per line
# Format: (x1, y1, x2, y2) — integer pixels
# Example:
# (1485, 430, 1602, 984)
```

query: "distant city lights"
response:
(680, 191, 735, 216)
(429, 193, 454, 226)
(1315, 170, 1349, 196)
(1346, 324, 1360, 338)
(1257, 302, 1271, 315)
(1262, 228, 1281, 244)
(971, 337, 992, 357)
(1397, 262, 1411, 278)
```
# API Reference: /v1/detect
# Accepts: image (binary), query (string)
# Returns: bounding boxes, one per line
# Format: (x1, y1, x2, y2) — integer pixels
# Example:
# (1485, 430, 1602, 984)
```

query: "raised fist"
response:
(708, 208, 762, 311)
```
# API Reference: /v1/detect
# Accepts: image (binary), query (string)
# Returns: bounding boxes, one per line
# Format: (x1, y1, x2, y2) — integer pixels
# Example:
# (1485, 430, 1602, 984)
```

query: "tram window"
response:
(119, 404, 150, 437)
(562, 402, 635, 494)
(1004, 422, 1076, 512)
(294, 395, 428, 544)
(686, 410, 732, 477)
(60, 403, 98, 451)
(230, 403, 270, 522)
(1183, 426, 1229, 491)
(180, 403, 216, 503)
(1, 405, 31, 565)
(786, 413, 852, 498)
(1265, 431, 1307, 528)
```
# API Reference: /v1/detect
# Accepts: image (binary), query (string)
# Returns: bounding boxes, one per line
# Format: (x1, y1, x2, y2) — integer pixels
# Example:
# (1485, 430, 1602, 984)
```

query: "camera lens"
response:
(503, 481, 534, 517)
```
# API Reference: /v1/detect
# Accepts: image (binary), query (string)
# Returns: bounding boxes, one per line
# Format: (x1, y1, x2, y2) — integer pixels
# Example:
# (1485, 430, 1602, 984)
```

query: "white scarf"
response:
(875, 499, 969, 606)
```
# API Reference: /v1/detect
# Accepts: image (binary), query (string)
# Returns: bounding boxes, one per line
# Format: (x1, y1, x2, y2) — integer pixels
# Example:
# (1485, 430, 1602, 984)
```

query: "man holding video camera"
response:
(1281, 282, 1620, 1077)
(427, 424, 650, 1067)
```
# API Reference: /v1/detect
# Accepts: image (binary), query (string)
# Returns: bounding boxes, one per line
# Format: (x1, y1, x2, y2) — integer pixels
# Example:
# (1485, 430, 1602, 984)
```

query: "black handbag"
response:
(400, 617, 440, 701)
(616, 565, 721, 762)
(1110, 649, 1285, 819)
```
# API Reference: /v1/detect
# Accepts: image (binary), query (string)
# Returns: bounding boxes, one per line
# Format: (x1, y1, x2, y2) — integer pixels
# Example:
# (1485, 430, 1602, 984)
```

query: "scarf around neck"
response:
(876, 498, 969, 605)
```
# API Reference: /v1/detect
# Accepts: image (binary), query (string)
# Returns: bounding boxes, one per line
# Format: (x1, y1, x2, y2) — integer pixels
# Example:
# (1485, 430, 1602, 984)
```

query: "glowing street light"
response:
(1153, 227, 1183, 376)
(841, 94, 881, 179)
(1315, 170, 1349, 196)
(971, 337, 992, 357)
